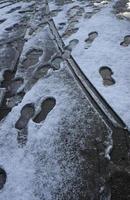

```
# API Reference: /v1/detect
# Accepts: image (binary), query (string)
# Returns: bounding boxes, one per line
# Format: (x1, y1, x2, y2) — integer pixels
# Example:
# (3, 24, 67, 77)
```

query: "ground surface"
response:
(0, 0, 130, 200)
(49, 0, 130, 128)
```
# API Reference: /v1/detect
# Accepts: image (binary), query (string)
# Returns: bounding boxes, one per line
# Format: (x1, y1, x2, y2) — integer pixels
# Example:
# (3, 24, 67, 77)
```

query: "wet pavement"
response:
(0, 0, 130, 199)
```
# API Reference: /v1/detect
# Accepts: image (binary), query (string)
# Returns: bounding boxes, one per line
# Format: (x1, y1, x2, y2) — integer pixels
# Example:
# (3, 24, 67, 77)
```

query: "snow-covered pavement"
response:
(0, 1, 112, 199)
(0, 0, 130, 199)
(48, 0, 130, 129)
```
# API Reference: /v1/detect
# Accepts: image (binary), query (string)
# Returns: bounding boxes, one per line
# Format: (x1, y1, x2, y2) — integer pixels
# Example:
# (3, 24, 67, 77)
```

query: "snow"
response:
(0, 60, 111, 199)
(48, 0, 130, 129)
(0, 67, 65, 200)
(0, 0, 35, 81)
(0, 1, 35, 41)
(0, 2, 111, 196)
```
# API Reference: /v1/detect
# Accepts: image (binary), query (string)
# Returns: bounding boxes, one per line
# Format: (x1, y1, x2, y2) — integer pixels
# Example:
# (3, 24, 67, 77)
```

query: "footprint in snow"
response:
(65, 39, 79, 51)
(120, 35, 130, 47)
(99, 66, 115, 86)
(33, 98, 56, 123)
(51, 56, 63, 70)
(15, 103, 35, 147)
(22, 49, 43, 68)
(15, 103, 35, 130)
(0, 167, 6, 190)
(0, 18, 6, 24)
(84, 31, 98, 49)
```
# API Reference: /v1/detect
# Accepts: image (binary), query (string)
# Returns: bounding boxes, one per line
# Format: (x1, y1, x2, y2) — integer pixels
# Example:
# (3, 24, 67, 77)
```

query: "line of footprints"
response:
(15, 97, 56, 147)
(67, 33, 130, 86)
